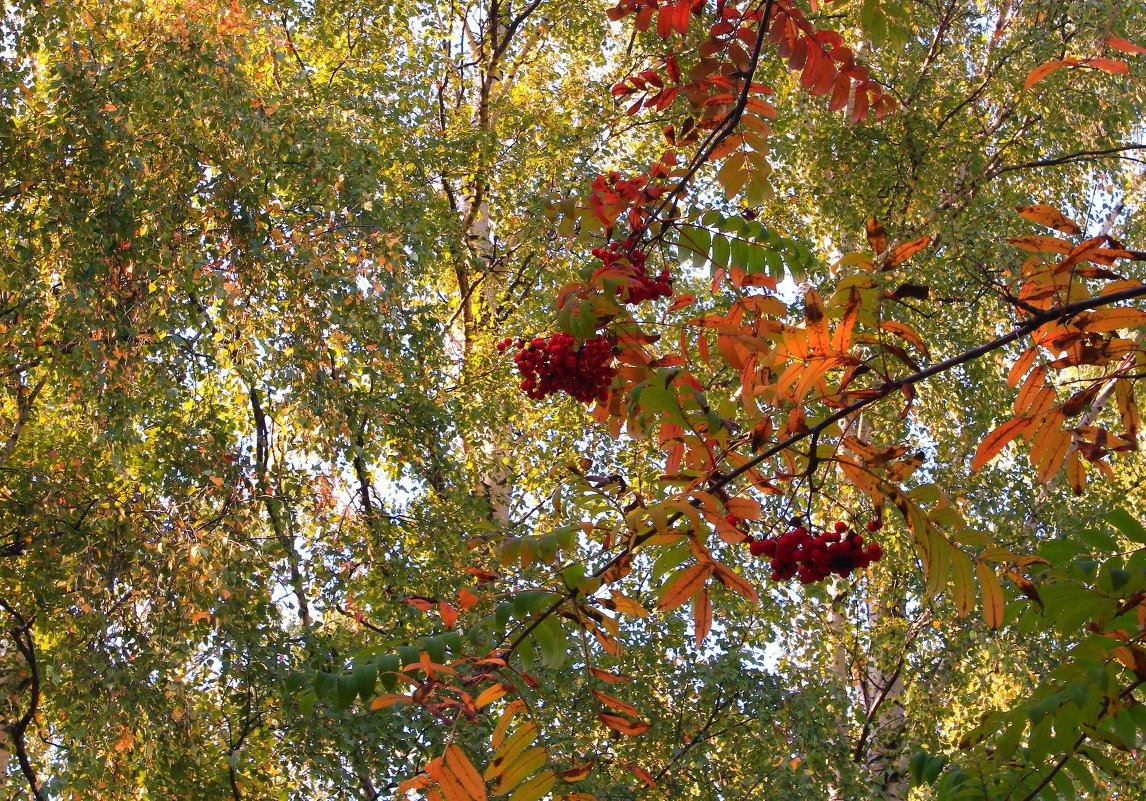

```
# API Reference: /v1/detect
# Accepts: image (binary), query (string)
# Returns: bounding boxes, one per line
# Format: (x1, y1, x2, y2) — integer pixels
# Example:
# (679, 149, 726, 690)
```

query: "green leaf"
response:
(1105, 508, 1146, 544)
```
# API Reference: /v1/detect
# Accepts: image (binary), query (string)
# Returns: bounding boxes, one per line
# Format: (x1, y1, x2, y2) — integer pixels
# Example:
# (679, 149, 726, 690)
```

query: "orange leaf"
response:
(592, 689, 640, 717)
(726, 496, 761, 520)
(371, 693, 413, 709)
(804, 289, 831, 352)
(1008, 235, 1074, 254)
(626, 763, 658, 788)
(1024, 57, 1083, 89)
(831, 288, 862, 354)
(1016, 205, 1082, 235)
(1030, 414, 1071, 483)
(656, 563, 713, 611)
(865, 217, 887, 255)
(1077, 307, 1146, 333)
(439, 602, 458, 629)
(744, 96, 777, 118)
(1107, 36, 1146, 55)
(1065, 449, 1086, 496)
(457, 588, 480, 611)
(1007, 346, 1039, 387)
(429, 745, 487, 801)
(886, 235, 931, 268)
(1025, 57, 1128, 89)
(599, 713, 650, 736)
(474, 684, 509, 708)
(589, 667, 631, 684)
(693, 588, 712, 647)
(880, 320, 928, 356)
(971, 417, 1033, 472)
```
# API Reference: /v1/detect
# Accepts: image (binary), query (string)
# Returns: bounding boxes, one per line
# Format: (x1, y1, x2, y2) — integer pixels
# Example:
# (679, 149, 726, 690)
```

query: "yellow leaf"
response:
(950, 548, 975, 617)
(1016, 205, 1082, 235)
(491, 700, 525, 750)
(491, 747, 548, 795)
(486, 723, 539, 781)
(509, 771, 556, 801)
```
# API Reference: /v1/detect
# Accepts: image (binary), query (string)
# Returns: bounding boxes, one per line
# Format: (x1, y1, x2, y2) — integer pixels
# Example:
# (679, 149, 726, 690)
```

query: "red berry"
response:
(749, 540, 768, 557)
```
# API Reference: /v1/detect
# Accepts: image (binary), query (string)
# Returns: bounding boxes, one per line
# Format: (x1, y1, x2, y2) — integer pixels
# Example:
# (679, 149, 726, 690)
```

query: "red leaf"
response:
(657, 4, 674, 38)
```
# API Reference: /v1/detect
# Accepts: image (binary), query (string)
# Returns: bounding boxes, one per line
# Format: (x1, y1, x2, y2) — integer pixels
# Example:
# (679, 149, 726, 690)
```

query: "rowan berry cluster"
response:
(497, 333, 616, 404)
(748, 519, 883, 584)
(591, 241, 672, 304)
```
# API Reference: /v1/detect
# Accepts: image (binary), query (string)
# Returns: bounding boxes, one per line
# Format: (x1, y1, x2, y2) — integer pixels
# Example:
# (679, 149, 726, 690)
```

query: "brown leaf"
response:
(599, 713, 650, 736)
(557, 761, 595, 782)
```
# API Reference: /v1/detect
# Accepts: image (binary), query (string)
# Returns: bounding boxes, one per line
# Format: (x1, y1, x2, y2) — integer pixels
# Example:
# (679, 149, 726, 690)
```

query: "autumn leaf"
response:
(592, 689, 641, 717)
(1107, 36, 1146, 55)
(599, 713, 651, 736)
(1024, 57, 1129, 89)
(1016, 204, 1083, 235)
(692, 588, 712, 647)
(656, 563, 713, 611)
(885, 235, 932, 268)
(865, 217, 888, 254)
(425, 745, 487, 801)
(971, 418, 1033, 472)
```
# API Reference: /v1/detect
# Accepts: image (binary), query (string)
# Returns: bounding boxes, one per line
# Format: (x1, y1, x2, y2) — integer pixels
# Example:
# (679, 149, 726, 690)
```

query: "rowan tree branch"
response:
(507, 280, 1146, 658)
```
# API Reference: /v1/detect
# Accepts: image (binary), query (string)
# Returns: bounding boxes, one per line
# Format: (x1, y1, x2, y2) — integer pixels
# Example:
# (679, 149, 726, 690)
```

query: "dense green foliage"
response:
(2, 1, 1146, 800)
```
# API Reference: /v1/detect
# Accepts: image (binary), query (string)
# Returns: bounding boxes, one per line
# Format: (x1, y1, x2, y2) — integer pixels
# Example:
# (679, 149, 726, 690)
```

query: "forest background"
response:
(2, 0, 1146, 799)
